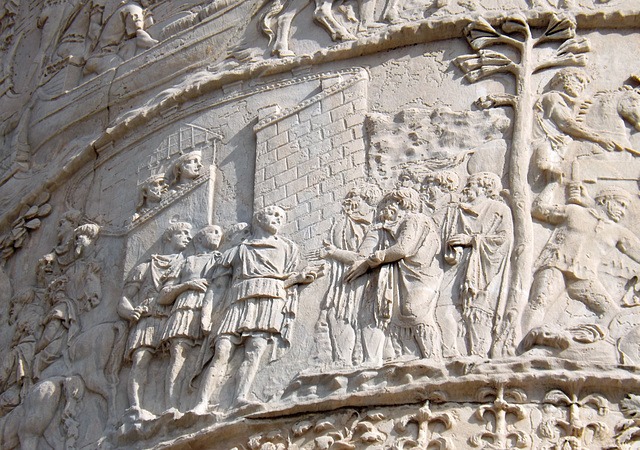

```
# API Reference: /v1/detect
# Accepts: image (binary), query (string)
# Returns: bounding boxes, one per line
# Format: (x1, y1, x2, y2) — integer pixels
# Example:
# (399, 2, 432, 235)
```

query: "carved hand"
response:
(301, 264, 326, 283)
(187, 278, 209, 292)
(129, 306, 145, 322)
(447, 234, 473, 247)
(345, 259, 370, 282)
(306, 241, 337, 261)
(567, 182, 590, 206)
(599, 138, 624, 152)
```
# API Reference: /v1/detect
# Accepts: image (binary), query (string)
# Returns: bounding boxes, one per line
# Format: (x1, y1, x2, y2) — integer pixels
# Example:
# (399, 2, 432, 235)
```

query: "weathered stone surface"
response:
(2, 0, 640, 448)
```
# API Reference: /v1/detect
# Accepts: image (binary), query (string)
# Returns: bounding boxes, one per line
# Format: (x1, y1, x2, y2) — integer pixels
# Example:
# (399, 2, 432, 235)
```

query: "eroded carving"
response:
(159, 224, 222, 413)
(346, 187, 444, 364)
(83, 0, 157, 76)
(521, 184, 640, 360)
(310, 184, 381, 366)
(136, 173, 168, 216)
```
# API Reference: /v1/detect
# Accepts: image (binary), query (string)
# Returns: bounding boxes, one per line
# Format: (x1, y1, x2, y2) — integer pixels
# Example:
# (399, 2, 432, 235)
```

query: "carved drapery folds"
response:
(2, 2, 640, 448)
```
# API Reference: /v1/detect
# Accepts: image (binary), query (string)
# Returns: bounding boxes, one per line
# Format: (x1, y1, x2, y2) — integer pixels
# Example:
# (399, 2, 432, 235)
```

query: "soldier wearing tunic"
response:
(192, 207, 323, 414)
(521, 184, 640, 342)
(158, 225, 222, 412)
(117, 222, 190, 419)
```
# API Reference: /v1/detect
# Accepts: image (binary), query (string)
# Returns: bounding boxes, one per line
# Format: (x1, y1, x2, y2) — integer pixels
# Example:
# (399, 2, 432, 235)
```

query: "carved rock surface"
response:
(2, 1, 640, 448)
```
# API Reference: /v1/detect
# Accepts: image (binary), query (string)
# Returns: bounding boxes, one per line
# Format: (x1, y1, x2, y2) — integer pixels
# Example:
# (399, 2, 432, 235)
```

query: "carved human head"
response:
(550, 68, 589, 98)
(618, 89, 640, 132)
(398, 169, 421, 190)
(423, 170, 460, 205)
(255, 206, 286, 235)
(379, 187, 420, 222)
(138, 174, 167, 210)
(424, 170, 460, 193)
(45, 276, 68, 305)
(195, 225, 223, 251)
(57, 209, 83, 244)
(73, 224, 100, 257)
(124, 3, 146, 37)
(343, 184, 382, 220)
(36, 253, 57, 288)
(463, 172, 502, 202)
(595, 186, 632, 222)
(163, 222, 192, 251)
(172, 151, 203, 185)
(225, 222, 251, 247)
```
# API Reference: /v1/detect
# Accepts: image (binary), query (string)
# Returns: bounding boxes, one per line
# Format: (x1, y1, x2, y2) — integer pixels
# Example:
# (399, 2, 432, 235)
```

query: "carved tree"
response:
(454, 14, 591, 354)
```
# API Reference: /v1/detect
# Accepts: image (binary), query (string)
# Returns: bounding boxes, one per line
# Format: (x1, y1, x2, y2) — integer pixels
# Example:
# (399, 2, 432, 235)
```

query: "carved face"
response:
(462, 178, 483, 202)
(57, 217, 76, 243)
(180, 155, 203, 181)
(258, 207, 285, 234)
(380, 199, 404, 222)
(125, 8, 145, 36)
(398, 173, 417, 190)
(146, 177, 167, 203)
(563, 76, 584, 98)
(168, 228, 191, 251)
(421, 178, 441, 205)
(39, 254, 55, 276)
(199, 226, 223, 250)
(601, 197, 628, 222)
(342, 193, 371, 222)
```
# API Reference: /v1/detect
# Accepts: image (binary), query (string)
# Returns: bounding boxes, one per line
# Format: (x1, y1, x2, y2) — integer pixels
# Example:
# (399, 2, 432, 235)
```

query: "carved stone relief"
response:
(2, 1, 640, 448)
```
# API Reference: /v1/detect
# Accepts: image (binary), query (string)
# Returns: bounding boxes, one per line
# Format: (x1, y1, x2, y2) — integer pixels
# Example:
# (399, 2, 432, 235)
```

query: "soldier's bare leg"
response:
(234, 333, 269, 404)
(192, 336, 234, 413)
(128, 347, 154, 417)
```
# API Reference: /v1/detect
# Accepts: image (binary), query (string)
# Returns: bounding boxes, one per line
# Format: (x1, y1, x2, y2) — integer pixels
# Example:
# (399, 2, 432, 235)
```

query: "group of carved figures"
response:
(313, 67, 640, 367)
(3, 0, 623, 96)
(26, 0, 158, 86)
(3, 67, 640, 446)
(135, 150, 204, 219)
(311, 171, 513, 365)
(118, 207, 325, 418)
(0, 209, 119, 448)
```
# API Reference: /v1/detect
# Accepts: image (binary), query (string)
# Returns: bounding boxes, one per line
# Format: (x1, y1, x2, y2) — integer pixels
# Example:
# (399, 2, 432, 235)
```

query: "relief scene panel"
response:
(1, 1, 640, 448)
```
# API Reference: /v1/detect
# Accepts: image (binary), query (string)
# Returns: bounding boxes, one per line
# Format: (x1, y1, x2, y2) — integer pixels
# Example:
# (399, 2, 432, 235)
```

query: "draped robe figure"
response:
(445, 173, 512, 357)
